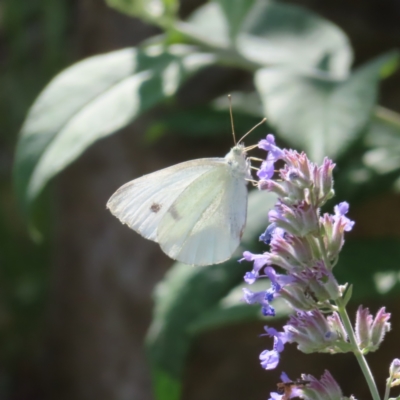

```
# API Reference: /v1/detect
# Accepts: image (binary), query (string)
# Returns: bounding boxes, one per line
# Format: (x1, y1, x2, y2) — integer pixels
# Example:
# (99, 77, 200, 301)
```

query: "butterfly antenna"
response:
(238, 117, 267, 144)
(228, 94, 237, 145)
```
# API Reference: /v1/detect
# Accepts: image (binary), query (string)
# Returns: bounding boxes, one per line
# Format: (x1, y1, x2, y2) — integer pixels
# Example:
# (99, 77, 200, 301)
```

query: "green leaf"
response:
(332, 106, 400, 204)
(216, 0, 257, 40)
(255, 51, 399, 162)
(341, 284, 353, 307)
(13, 44, 215, 224)
(237, 0, 353, 75)
(106, 0, 176, 25)
(146, 190, 275, 400)
(363, 107, 400, 175)
(181, 0, 352, 74)
(180, 2, 231, 49)
(212, 91, 264, 118)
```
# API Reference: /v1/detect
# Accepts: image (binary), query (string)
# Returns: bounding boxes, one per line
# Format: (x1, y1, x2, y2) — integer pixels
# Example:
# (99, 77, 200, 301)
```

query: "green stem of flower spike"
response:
(336, 299, 381, 400)
(310, 194, 380, 400)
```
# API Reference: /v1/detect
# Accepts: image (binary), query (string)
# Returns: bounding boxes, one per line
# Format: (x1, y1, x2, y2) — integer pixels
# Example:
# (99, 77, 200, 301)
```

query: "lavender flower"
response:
(241, 133, 392, 400)
(242, 135, 356, 362)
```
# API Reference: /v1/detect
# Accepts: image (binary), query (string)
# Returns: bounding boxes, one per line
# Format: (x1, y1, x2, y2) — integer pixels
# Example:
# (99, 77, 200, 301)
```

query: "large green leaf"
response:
(255, 51, 399, 162)
(146, 189, 276, 400)
(180, 0, 352, 74)
(13, 44, 215, 223)
(236, 0, 352, 75)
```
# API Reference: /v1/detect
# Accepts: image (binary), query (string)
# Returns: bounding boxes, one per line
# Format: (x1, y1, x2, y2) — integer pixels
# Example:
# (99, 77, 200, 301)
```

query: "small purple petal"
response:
(257, 158, 276, 180)
(244, 271, 257, 284)
(334, 202, 349, 216)
(258, 134, 285, 160)
(268, 392, 282, 400)
(260, 223, 278, 245)
(260, 349, 280, 370)
(280, 372, 291, 383)
(333, 201, 355, 231)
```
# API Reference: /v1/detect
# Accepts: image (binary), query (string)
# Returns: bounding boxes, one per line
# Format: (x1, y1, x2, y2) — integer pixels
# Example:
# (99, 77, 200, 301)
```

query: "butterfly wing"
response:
(157, 164, 248, 266)
(107, 158, 224, 242)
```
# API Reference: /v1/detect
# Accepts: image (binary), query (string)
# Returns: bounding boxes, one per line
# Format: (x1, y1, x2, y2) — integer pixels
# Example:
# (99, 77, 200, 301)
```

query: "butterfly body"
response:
(107, 143, 250, 266)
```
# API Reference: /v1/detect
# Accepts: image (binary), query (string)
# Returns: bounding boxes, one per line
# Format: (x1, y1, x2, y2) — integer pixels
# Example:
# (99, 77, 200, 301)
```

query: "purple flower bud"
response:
(320, 202, 354, 261)
(389, 358, 400, 379)
(355, 306, 372, 349)
(274, 234, 314, 265)
(284, 150, 312, 182)
(326, 313, 347, 342)
(269, 201, 319, 237)
(301, 370, 350, 400)
(258, 179, 288, 196)
(318, 157, 336, 204)
(279, 281, 319, 311)
(371, 307, 391, 351)
(284, 310, 351, 354)
(299, 262, 341, 302)
(355, 306, 391, 352)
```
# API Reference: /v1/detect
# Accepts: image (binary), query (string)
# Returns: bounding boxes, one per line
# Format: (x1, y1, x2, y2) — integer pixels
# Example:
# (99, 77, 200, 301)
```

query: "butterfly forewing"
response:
(107, 159, 222, 242)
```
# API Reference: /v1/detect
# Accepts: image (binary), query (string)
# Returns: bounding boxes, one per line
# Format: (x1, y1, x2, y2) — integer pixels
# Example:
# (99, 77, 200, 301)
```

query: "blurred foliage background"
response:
(2, 0, 400, 399)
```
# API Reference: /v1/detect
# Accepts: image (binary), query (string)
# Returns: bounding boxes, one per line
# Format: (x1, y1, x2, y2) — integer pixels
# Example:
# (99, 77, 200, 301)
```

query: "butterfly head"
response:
(225, 143, 252, 180)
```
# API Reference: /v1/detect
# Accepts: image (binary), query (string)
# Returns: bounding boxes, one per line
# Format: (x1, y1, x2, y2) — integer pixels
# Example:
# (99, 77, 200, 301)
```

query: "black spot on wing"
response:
(150, 203, 162, 213)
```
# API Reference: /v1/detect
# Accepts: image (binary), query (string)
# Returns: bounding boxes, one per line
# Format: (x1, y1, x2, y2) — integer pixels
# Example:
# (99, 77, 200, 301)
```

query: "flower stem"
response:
(383, 377, 391, 400)
(336, 299, 381, 400)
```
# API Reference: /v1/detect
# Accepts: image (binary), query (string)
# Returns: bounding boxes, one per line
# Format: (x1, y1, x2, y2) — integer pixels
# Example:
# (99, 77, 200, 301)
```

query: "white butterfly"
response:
(107, 115, 265, 266)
